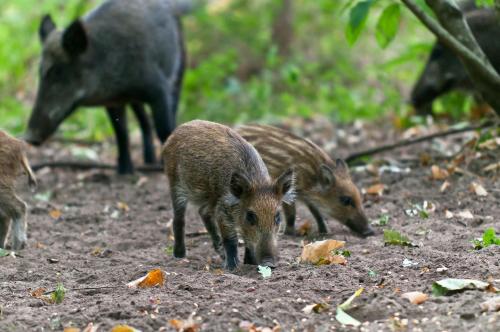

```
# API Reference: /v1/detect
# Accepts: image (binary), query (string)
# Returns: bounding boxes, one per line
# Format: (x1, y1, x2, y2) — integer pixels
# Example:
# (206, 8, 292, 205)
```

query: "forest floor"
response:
(1, 117, 499, 332)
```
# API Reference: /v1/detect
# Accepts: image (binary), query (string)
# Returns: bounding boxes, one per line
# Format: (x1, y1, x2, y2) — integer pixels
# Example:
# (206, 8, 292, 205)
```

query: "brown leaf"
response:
(127, 269, 166, 288)
(302, 302, 329, 314)
(431, 165, 449, 180)
(365, 183, 385, 196)
(31, 287, 46, 298)
(300, 239, 345, 265)
(297, 220, 312, 236)
(483, 162, 500, 173)
(440, 181, 451, 193)
(117, 202, 130, 212)
(169, 316, 200, 332)
(401, 291, 428, 305)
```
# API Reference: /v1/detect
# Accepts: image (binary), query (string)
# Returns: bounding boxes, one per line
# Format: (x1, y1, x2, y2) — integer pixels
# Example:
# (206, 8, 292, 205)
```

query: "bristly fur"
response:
(237, 124, 374, 237)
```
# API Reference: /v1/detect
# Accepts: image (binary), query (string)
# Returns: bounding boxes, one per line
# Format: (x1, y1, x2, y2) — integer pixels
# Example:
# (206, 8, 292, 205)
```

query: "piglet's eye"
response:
(246, 211, 258, 226)
(274, 212, 281, 225)
(340, 196, 354, 207)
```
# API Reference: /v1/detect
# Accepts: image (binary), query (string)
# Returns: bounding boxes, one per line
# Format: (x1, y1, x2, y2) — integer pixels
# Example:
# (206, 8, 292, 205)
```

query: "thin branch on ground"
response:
(42, 285, 122, 295)
(32, 161, 164, 173)
(345, 121, 495, 163)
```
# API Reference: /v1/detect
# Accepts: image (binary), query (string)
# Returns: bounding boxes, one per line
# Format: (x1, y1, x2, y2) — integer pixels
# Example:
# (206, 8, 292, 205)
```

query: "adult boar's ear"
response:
(62, 19, 88, 57)
(275, 168, 295, 205)
(230, 172, 251, 200)
(39, 14, 56, 43)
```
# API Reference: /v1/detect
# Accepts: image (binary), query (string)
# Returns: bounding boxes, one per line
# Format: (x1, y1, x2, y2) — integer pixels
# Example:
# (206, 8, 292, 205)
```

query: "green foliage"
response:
(0, 248, 10, 257)
(51, 283, 66, 304)
(432, 278, 490, 296)
(375, 4, 401, 48)
(333, 249, 351, 257)
(383, 229, 417, 247)
(372, 214, 390, 226)
(472, 228, 500, 250)
(345, 0, 374, 45)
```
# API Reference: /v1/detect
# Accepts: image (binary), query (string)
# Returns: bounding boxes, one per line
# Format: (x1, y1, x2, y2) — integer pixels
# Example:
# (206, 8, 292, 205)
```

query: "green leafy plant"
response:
(333, 249, 351, 258)
(472, 228, 500, 250)
(432, 278, 491, 296)
(51, 283, 66, 304)
(383, 229, 417, 247)
(372, 214, 389, 226)
(375, 3, 401, 48)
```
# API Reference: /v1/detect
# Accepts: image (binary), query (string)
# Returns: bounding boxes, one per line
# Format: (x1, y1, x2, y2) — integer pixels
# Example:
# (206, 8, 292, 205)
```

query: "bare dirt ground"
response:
(1, 117, 499, 332)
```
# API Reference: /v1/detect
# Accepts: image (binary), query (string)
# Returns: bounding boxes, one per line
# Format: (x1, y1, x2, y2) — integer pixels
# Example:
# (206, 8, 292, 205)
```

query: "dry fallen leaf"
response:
(440, 181, 451, 193)
(300, 239, 346, 265)
(302, 302, 329, 314)
(49, 209, 62, 220)
(169, 316, 200, 332)
(297, 220, 312, 236)
(238, 320, 281, 332)
(469, 182, 488, 197)
(445, 210, 454, 219)
(478, 137, 500, 150)
(480, 296, 500, 312)
(64, 323, 98, 332)
(431, 165, 449, 180)
(483, 162, 500, 173)
(127, 269, 166, 288)
(365, 183, 385, 196)
(31, 287, 46, 298)
(117, 202, 130, 212)
(110, 325, 140, 332)
(401, 291, 428, 305)
(457, 210, 474, 219)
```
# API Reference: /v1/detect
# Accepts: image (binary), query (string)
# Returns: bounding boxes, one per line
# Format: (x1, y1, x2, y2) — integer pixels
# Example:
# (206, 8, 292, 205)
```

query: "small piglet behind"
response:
(162, 120, 294, 270)
(0, 131, 37, 250)
(237, 124, 374, 237)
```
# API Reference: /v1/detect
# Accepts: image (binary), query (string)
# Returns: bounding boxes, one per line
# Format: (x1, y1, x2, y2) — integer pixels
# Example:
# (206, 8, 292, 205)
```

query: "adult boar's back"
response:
(25, 0, 185, 174)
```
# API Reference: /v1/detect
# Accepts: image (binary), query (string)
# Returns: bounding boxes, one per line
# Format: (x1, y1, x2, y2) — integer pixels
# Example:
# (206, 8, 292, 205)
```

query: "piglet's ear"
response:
(275, 168, 295, 205)
(230, 172, 251, 199)
(319, 164, 335, 188)
(62, 19, 88, 57)
(334, 158, 350, 177)
(39, 14, 56, 43)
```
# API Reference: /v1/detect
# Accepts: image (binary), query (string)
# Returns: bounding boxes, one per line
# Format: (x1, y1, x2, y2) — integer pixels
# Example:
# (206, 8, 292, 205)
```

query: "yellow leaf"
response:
(127, 269, 166, 288)
(300, 239, 345, 265)
(49, 209, 62, 220)
(431, 165, 449, 180)
(169, 316, 200, 332)
(110, 325, 140, 332)
(365, 183, 385, 196)
(401, 291, 428, 305)
(63, 328, 80, 332)
(302, 302, 329, 314)
(117, 202, 130, 212)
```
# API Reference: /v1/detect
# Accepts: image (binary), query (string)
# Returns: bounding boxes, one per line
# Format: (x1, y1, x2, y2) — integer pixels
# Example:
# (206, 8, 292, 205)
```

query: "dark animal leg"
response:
(243, 247, 257, 265)
(171, 188, 187, 258)
(0, 211, 9, 249)
(131, 103, 156, 165)
(282, 202, 296, 235)
(150, 89, 176, 144)
(106, 106, 134, 174)
(9, 196, 28, 250)
(198, 205, 223, 257)
(305, 202, 328, 234)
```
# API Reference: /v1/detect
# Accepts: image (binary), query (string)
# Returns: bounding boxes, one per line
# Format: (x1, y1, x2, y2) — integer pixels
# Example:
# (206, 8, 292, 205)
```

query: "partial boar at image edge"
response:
(411, 8, 500, 115)
(162, 120, 295, 270)
(237, 124, 374, 238)
(0, 131, 37, 250)
(25, 0, 186, 174)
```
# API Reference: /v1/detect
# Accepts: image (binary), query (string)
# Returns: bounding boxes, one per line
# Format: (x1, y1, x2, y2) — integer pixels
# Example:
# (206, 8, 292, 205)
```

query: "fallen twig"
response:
(32, 161, 163, 173)
(42, 285, 121, 295)
(345, 121, 495, 163)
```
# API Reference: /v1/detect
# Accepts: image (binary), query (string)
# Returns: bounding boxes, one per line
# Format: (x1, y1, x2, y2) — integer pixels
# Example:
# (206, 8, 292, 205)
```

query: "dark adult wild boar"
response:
(0, 131, 37, 250)
(25, 0, 185, 173)
(237, 124, 374, 237)
(411, 8, 500, 115)
(162, 120, 294, 270)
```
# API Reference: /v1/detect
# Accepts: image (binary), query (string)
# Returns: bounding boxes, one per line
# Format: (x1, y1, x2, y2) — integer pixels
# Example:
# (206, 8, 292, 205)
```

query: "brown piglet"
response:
(0, 131, 37, 250)
(237, 124, 374, 237)
(162, 120, 294, 270)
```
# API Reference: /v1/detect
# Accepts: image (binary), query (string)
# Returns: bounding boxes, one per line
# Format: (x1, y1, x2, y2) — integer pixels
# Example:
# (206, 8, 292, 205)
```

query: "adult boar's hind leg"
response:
(106, 106, 134, 174)
(131, 103, 156, 165)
